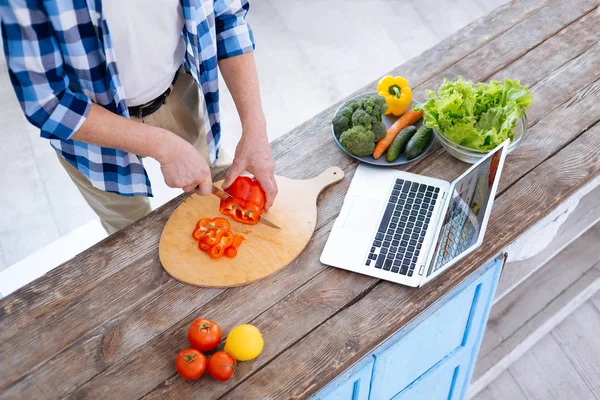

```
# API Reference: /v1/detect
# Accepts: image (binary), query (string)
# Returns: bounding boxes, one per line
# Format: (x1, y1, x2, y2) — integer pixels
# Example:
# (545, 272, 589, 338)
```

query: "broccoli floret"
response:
(332, 113, 351, 136)
(371, 121, 387, 142)
(352, 109, 374, 127)
(361, 95, 388, 120)
(346, 99, 361, 112)
(336, 101, 360, 122)
(337, 106, 354, 120)
(340, 125, 376, 156)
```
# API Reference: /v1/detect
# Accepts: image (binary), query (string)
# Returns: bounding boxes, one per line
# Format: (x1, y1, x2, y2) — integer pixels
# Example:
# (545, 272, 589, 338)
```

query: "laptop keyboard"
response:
(365, 179, 439, 277)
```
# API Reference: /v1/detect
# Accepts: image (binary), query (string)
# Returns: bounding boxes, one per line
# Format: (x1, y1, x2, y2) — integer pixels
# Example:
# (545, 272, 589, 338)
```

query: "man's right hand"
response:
(157, 132, 212, 195)
(72, 103, 212, 196)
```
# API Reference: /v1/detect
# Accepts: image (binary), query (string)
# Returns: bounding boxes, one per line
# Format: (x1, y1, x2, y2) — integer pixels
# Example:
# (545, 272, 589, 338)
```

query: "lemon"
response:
(224, 324, 264, 361)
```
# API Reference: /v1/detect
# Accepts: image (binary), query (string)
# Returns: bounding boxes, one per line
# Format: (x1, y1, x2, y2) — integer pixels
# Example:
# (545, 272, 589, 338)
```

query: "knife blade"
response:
(211, 185, 281, 229)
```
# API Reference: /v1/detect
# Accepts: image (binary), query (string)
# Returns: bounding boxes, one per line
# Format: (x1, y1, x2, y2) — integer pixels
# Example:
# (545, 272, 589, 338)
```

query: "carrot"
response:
(373, 109, 424, 159)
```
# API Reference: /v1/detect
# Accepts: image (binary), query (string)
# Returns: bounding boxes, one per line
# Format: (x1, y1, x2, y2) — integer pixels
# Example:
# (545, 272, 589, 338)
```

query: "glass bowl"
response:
(432, 114, 528, 164)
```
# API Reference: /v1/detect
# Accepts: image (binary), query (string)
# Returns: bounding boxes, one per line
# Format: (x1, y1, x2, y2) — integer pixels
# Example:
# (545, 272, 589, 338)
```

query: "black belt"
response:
(128, 69, 181, 119)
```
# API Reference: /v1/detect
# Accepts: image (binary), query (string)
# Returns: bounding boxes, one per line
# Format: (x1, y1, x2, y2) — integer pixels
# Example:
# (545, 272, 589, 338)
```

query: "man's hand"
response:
(222, 121, 277, 210)
(218, 52, 277, 209)
(73, 103, 212, 196)
(157, 133, 212, 196)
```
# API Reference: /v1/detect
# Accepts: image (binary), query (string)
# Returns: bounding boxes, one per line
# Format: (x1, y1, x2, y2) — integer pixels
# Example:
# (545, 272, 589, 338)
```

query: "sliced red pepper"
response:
(198, 241, 211, 252)
(224, 247, 237, 258)
(208, 231, 234, 259)
(192, 227, 204, 241)
(208, 245, 225, 259)
(200, 228, 223, 246)
(219, 177, 266, 225)
(192, 217, 230, 243)
(232, 234, 244, 248)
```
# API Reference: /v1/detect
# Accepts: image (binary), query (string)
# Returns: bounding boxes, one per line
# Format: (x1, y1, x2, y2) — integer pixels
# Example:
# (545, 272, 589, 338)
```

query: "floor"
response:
(0, 0, 506, 279)
(474, 293, 600, 400)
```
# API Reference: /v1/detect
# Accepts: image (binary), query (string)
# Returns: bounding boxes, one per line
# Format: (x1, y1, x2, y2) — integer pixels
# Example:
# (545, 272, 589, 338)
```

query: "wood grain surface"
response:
(159, 167, 343, 287)
(1, 1, 599, 399)
(222, 125, 600, 400)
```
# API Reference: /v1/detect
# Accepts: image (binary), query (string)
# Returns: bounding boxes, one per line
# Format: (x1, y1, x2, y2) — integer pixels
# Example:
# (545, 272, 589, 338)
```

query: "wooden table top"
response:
(2, 0, 600, 399)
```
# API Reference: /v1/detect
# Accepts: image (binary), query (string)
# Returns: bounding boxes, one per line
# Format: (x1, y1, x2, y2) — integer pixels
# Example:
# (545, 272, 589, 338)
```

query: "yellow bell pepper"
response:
(377, 76, 412, 116)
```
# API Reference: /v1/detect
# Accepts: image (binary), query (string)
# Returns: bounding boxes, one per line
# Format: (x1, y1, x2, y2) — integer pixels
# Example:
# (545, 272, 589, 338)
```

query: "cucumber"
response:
(405, 126, 433, 160)
(386, 126, 417, 162)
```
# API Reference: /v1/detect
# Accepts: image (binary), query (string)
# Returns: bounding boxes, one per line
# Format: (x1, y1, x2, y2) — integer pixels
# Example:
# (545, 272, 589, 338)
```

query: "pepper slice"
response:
(377, 76, 413, 116)
(232, 234, 244, 248)
(208, 231, 234, 259)
(192, 217, 230, 244)
(224, 247, 237, 258)
(219, 177, 266, 225)
(198, 241, 212, 253)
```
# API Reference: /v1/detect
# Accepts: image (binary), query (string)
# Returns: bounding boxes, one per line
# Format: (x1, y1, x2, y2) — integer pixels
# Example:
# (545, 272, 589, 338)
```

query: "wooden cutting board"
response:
(159, 166, 344, 287)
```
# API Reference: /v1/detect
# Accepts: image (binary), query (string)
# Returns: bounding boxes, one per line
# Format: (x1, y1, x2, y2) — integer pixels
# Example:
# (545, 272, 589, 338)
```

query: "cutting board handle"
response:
(304, 166, 345, 197)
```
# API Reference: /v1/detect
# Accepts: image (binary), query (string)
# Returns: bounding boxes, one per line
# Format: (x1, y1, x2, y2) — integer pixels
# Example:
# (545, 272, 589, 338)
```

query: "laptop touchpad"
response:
(342, 196, 382, 233)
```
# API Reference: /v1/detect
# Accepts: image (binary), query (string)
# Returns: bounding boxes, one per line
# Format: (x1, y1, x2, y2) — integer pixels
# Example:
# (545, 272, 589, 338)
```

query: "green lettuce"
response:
(416, 77, 532, 151)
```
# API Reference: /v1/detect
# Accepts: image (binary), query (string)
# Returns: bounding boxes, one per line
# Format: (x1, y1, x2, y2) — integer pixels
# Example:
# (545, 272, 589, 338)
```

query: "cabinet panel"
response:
(313, 356, 374, 400)
(369, 287, 476, 399)
(312, 257, 503, 400)
(370, 259, 502, 400)
(391, 351, 468, 400)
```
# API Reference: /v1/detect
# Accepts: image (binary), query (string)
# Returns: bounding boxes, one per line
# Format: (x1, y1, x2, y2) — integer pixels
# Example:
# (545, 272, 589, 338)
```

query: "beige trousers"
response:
(58, 70, 231, 234)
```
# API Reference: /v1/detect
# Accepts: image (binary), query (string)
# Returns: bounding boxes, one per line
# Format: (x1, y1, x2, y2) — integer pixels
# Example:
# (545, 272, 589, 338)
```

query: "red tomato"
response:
(207, 351, 236, 381)
(188, 318, 222, 352)
(175, 348, 207, 381)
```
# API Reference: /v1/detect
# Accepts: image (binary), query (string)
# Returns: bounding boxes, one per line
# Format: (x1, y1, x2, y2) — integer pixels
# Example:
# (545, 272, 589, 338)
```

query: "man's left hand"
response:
(222, 121, 278, 210)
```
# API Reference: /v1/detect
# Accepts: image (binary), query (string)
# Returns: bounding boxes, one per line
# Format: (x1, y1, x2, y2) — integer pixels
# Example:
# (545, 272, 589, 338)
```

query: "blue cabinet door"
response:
(370, 257, 502, 400)
(312, 256, 504, 400)
(314, 356, 374, 400)
(391, 351, 467, 400)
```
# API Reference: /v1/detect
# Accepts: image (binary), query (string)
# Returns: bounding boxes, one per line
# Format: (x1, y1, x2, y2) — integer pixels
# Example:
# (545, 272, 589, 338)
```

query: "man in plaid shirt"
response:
(1, 0, 277, 234)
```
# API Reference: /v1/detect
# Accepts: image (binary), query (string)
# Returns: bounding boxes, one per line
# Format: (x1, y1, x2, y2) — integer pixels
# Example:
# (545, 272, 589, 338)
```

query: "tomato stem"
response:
(184, 354, 196, 363)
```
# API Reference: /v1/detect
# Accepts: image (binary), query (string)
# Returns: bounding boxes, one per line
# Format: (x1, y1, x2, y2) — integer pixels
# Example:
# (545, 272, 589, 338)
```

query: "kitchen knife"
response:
(211, 185, 281, 229)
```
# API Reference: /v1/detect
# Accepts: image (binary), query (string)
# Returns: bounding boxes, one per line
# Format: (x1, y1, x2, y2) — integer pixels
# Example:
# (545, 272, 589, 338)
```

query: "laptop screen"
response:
(427, 143, 508, 277)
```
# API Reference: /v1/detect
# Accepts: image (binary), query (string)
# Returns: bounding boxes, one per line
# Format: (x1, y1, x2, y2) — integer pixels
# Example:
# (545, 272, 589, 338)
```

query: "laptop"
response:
(321, 140, 509, 287)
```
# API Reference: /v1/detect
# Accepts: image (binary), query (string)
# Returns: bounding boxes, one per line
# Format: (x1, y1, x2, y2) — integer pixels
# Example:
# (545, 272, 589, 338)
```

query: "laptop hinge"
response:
(418, 265, 425, 276)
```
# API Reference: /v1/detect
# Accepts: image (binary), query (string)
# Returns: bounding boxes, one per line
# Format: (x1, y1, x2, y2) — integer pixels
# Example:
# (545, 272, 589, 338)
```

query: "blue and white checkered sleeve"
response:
(1, 1, 91, 141)
(213, 0, 255, 60)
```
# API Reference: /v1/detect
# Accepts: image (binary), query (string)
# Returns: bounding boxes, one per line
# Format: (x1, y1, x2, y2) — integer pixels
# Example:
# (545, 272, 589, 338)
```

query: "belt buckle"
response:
(135, 105, 145, 119)
(133, 87, 171, 119)
(136, 100, 154, 119)
(162, 88, 172, 105)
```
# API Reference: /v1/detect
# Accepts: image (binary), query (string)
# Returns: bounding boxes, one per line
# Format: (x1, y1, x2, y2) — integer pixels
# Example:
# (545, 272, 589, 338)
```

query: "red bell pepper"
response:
(232, 234, 244, 248)
(224, 247, 237, 258)
(192, 218, 245, 259)
(198, 241, 212, 252)
(219, 176, 266, 225)
(208, 231, 234, 259)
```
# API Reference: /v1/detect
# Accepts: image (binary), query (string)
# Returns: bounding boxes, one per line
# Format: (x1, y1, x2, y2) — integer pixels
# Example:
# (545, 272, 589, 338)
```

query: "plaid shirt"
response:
(1, 0, 254, 196)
